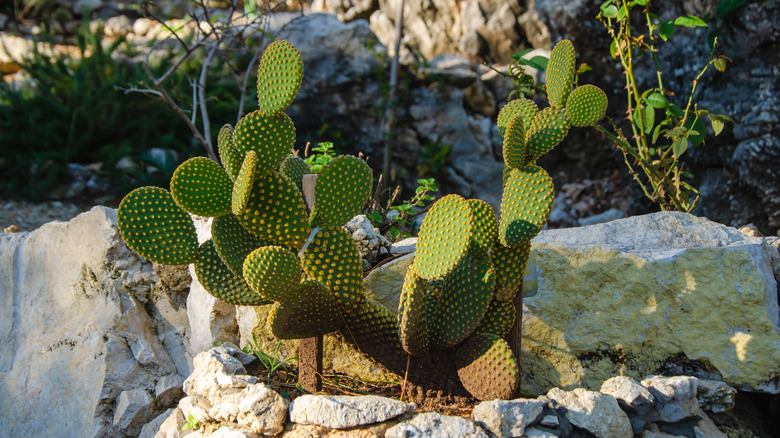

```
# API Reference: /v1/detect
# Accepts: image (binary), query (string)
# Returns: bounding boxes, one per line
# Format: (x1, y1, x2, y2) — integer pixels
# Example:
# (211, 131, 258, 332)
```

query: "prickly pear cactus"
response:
(115, 38, 605, 403)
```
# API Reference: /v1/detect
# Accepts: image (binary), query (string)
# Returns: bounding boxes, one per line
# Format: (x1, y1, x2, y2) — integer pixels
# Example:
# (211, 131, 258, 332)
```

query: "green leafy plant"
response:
(367, 178, 438, 241)
(244, 334, 297, 382)
(302, 142, 337, 174)
(114, 39, 600, 401)
(182, 413, 200, 431)
(595, 0, 733, 212)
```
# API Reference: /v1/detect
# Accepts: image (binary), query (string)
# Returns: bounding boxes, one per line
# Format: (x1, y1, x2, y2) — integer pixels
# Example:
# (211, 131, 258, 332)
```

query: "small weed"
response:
(244, 334, 297, 383)
(182, 413, 200, 431)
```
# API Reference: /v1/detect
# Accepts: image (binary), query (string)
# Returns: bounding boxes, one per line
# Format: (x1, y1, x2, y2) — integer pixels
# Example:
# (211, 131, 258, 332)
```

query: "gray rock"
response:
(385, 412, 488, 438)
(345, 215, 392, 264)
(210, 425, 260, 437)
(182, 349, 257, 403)
(640, 376, 700, 423)
(289, 395, 413, 429)
(114, 389, 155, 434)
(208, 384, 287, 436)
(600, 376, 656, 434)
(178, 395, 212, 425)
(104, 15, 133, 38)
(546, 388, 633, 438)
(391, 237, 417, 253)
(156, 374, 185, 408)
(471, 398, 546, 438)
(0, 207, 187, 437)
(153, 408, 192, 438)
(139, 408, 174, 438)
(524, 428, 561, 438)
(523, 212, 780, 395)
(363, 252, 415, 313)
(696, 379, 737, 413)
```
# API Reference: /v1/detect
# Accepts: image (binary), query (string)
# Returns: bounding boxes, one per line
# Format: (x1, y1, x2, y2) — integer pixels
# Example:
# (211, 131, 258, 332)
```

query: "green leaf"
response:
(636, 0, 648, 5)
(674, 15, 708, 28)
(643, 106, 655, 134)
(577, 64, 593, 74)
(713, 58, 727, 72)
(609, 39, 619, 59)
(511, 48, 534, 62)
(659, 21, 676, 41)
(672, 138, 689, 157)
(710, 117, 724, 135)
(652, 124, 663, 144)
(645, 92, 669, 108)
(667, 104, 684, 118)
(601, 4, 619, 18)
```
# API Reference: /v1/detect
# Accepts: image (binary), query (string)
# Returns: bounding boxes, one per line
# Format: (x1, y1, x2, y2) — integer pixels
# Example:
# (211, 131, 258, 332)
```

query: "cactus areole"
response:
(116, 39, 605, 401)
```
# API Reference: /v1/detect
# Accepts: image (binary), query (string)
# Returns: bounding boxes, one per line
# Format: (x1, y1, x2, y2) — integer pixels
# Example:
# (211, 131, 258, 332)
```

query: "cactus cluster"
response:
(117, 40, 374, 341)
(115, 39, 605, 402)
(397, 39, 606, 399)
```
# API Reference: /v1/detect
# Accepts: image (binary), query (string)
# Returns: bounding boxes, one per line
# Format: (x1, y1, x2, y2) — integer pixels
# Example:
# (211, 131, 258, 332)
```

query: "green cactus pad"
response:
(117, 186, 199, 265)
(471, 300, 516, 339)
(232, 150, 258, 216)
(269, 279, 344, 339)
(565, 84, 608, 127)
(499, 164, 554, 247)
(237, 171, 311, 250)
(300, 227, 365, 313)
(430, 253, 494, 349)
(546, 39, 576, 108)
(312, 155, 373, 228)
(279, 155, 311, 193)
(233, 110, 295, 174)
(467, 199, 498, 258)
(493, 241, 530, 301)
(256, 40, 303, 117)
(398, 265, 434, 357)
(456, 333, 520, 400)
(526, 106, 570, 160)
(497, 98, 538, 137)
(503, 114, 530, 170)
(211, 213, 264, 277)
(218, 124, 242, 181)
(194, 239, 271, 306)
(339, 298, 404, 362)
(170, 157, 232, 218)
(243, 245, 302, 302)
(415, 194, 473, 280)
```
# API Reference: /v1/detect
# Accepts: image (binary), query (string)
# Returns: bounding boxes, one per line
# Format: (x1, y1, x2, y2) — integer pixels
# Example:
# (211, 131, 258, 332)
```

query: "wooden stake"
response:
(299, 174, 323, 393)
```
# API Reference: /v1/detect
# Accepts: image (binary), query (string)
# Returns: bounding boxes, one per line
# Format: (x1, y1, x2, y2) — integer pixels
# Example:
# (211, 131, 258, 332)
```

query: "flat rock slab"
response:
(385, 412, 488, 438)
(522, 212, 780, 394)
(288, 395, 414, 429)
(471, 398, 546, 438)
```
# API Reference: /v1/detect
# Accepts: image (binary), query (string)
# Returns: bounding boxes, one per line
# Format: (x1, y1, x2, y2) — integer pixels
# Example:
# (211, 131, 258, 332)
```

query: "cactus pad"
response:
(233, 111, 295, 174)
(565, 84, 608, 127)
(546, 39, 576, 108)
(499, 164, 554, 247)
(430, 253, 494, 349)
(170, 157, 232, 217)
(232, 150, 258, 216)
(211, 213, 264, 277)
(237, 171, 310, 250)
(467, 199, 498, 258)
(398, 265, 434, 357)
(497, 98, 538, 137)
(503, 114, 530, 170)
(300, 227, 365, 313)
(493, 241, 530, 301)
(339, 298, 404, 362)
(194, 239, 270, 306)
(471, 300, 516, 339)
(218, 124, 242, 181)
(415, 195, 472, 280)
(256, 40, 303, 117)
(279, 155, 311, 193)
(456, 333, 520, 400)
(526, 106, 570, 160)
(243, 245, 302, 302)
(117, 186, 199, 265)
(312, 155, 372, 228)
(269, 279, 344, 339)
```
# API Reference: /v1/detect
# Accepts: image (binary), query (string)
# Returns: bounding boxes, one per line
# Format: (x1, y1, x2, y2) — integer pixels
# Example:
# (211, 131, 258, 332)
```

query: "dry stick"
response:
(298, 174, 323, 393)
(380, 0, 405, 181)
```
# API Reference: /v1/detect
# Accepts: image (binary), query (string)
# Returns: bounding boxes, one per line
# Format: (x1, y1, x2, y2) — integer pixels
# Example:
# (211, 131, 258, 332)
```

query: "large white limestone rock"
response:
(522, 212, 780, 395)
(0, 207, 190, 437)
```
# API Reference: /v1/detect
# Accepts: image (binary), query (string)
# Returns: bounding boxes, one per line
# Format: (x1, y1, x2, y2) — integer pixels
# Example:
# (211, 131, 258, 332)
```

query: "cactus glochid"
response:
(115, 39, 604, 401)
